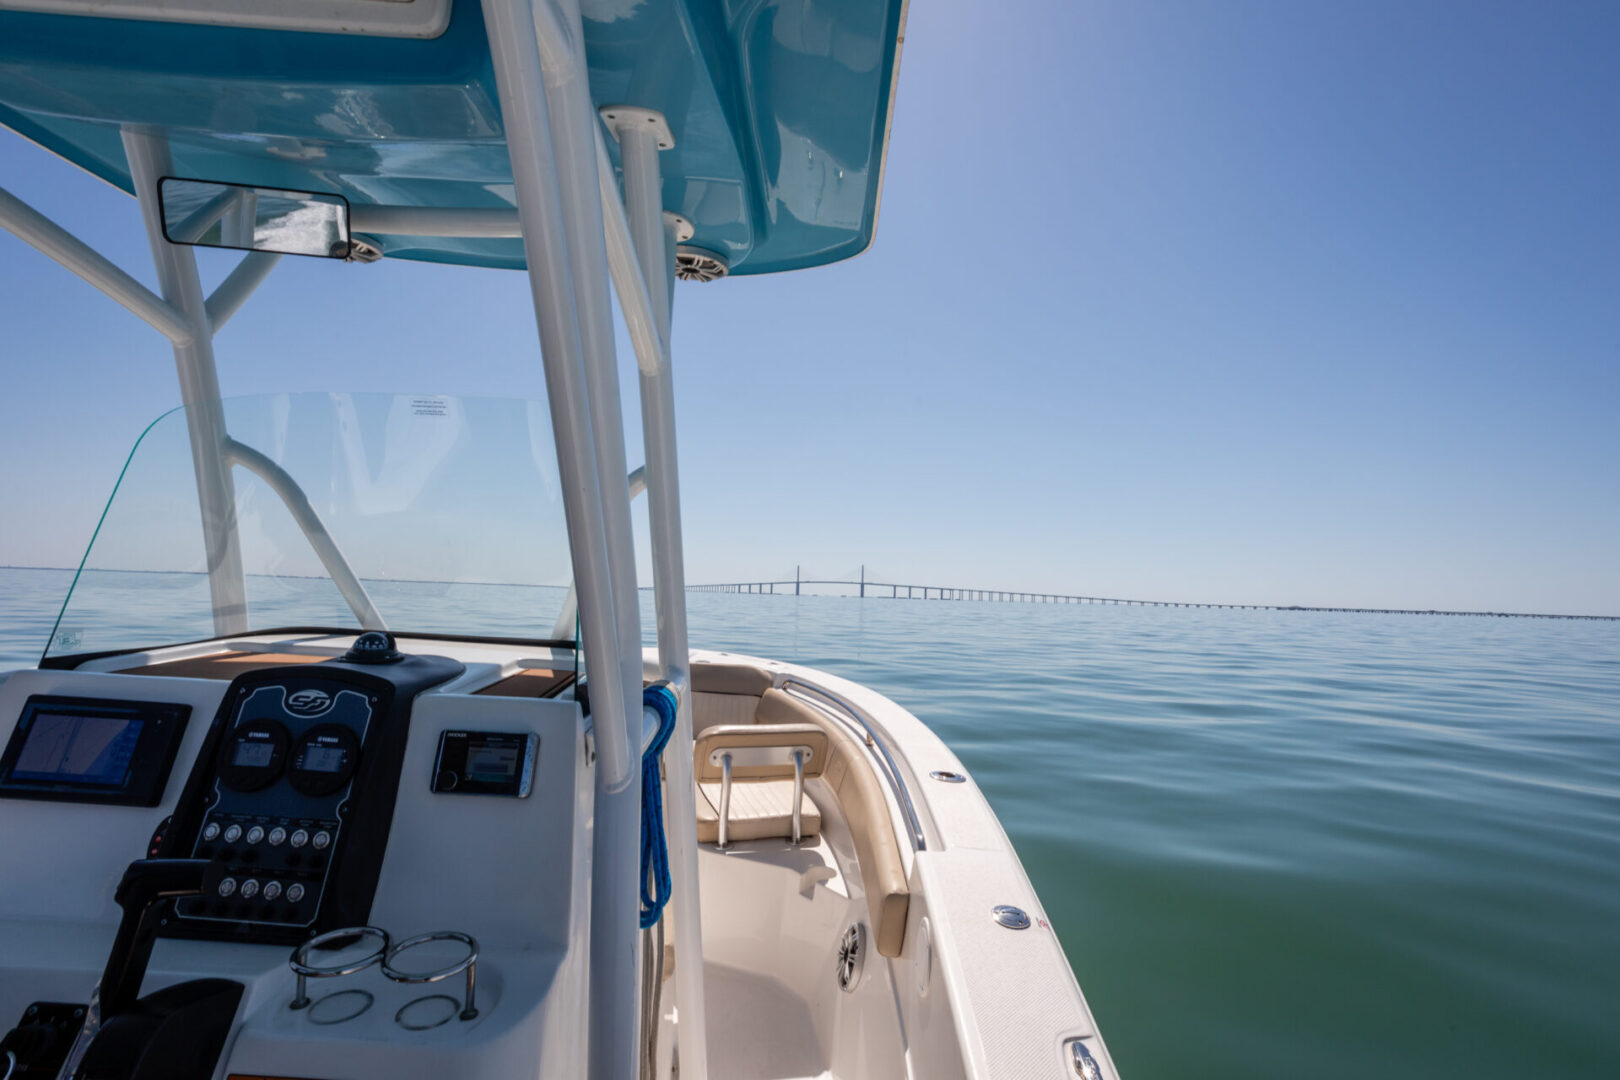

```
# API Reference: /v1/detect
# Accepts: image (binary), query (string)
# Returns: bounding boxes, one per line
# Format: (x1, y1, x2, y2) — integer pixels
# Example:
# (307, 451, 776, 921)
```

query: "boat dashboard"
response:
(0, 631, 595, 1079)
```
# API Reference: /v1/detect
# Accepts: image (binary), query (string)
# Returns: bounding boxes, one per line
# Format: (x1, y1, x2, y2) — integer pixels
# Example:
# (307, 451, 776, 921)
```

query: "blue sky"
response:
(1, 0, 1617, 614)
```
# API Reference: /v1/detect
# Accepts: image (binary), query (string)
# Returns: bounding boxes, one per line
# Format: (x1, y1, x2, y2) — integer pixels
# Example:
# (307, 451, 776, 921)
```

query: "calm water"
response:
(2, 566, 1617, 1078)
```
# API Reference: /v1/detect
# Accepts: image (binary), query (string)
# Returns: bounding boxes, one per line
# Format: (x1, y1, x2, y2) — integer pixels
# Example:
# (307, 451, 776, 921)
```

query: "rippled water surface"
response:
(2, 567, 1616, 1079)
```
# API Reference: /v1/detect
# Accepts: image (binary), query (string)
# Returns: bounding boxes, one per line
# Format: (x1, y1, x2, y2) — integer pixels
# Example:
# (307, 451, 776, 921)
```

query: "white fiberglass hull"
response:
(668, 648, 1118, 1080)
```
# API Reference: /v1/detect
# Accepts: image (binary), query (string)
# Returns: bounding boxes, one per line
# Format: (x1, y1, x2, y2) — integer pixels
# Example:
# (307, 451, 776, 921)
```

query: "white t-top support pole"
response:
(122, 129, 249, 635)
(531, 5, 648, 1078)
(221, 438, 385, 631)
(480, 1, 645, 1077)
(606, 105, 710, 1080)
(535, 0, 645, 776)
(0, 185, 192, 345)
(205, 251, 281, 334)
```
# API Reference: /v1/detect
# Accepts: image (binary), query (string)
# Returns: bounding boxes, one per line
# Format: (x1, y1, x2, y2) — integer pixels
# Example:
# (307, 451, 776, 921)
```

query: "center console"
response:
(0, 632, 594, 1080)
(157, 645, 464, 945)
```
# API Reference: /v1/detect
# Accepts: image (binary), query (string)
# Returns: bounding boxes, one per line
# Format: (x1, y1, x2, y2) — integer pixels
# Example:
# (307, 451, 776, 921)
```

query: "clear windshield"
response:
(45, 393, 574, 659)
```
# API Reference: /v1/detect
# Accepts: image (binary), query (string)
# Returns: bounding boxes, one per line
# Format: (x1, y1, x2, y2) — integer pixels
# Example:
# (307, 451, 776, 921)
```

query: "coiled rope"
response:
(639, 684, 679, 929)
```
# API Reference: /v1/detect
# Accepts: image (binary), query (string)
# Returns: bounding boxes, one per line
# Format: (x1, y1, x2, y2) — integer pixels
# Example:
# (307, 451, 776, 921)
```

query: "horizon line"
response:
(4, 564, 1614, 622)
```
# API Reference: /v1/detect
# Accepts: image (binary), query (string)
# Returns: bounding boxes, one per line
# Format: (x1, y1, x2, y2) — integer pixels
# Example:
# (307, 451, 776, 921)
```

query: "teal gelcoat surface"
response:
(0, 0, 906, 274)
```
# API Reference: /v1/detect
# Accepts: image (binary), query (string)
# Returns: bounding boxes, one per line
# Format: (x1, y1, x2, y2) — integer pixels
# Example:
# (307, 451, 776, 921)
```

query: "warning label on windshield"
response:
(411, 397, 449, 417)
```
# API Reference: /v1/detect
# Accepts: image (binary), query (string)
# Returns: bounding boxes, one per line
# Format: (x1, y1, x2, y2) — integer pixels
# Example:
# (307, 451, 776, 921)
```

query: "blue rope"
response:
(639, 685, 679, 930)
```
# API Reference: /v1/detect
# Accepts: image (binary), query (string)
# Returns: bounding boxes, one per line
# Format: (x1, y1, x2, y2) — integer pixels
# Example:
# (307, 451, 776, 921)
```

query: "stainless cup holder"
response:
(287, 926, 479, 1025)
(381, 930, 480, 1023)
(288, 926, 390, 1011)
(306, 988, 374, 1025)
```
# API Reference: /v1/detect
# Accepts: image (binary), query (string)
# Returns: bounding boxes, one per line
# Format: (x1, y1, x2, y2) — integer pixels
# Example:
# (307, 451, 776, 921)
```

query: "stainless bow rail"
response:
(780, 678, 926, 853)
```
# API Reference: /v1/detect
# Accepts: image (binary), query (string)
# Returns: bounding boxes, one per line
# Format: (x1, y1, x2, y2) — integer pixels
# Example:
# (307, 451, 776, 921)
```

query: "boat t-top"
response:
(0, 0, 1118, 1076)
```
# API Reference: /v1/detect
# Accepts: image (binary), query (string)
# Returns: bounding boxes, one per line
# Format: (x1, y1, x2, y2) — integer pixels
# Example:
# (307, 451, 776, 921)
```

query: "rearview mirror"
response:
(159, 178, 352, 259)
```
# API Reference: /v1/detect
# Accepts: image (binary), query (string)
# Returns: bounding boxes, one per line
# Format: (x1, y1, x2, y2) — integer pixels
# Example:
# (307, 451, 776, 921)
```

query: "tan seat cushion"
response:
(689, 663, 775, 734)
(693, 724, 828, 782)
(690, 662, 774, 696)
(695, 780, 820, 844)
(754, 690, 912, 958)
(691, 692, 761, 735)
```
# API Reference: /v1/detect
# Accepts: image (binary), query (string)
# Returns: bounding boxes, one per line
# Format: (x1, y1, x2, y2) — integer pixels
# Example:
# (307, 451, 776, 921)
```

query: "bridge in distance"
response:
(688, 567, 1618, 622)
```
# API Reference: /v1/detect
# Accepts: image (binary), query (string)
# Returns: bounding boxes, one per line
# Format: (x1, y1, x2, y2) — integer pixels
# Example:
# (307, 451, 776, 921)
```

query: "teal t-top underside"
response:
(0, 0, 906, 274)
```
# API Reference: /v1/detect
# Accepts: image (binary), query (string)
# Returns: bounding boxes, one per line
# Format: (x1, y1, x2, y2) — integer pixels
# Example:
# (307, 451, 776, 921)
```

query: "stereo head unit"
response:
(432, 730, 538, 798)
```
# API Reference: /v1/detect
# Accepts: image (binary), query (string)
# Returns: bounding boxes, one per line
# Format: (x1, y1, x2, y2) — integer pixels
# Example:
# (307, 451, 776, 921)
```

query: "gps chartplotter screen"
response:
(0, 696, 190, 806)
